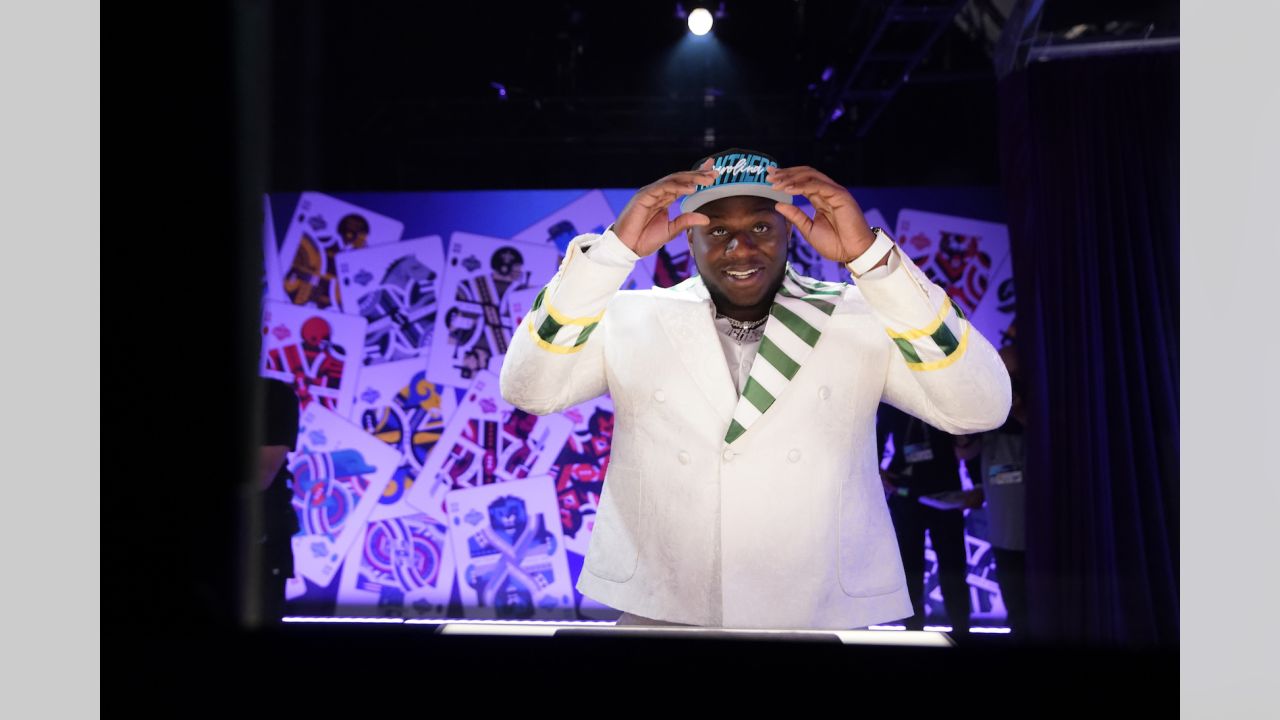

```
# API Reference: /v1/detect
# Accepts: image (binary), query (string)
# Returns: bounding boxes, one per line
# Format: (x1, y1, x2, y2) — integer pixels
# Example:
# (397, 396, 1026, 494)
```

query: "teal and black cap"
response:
(679, 148, 794, 214)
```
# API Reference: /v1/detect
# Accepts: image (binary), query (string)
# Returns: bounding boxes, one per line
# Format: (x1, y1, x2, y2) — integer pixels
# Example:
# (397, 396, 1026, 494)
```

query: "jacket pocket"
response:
(584, 465, 644, 583)
(837, 472, 906, 598)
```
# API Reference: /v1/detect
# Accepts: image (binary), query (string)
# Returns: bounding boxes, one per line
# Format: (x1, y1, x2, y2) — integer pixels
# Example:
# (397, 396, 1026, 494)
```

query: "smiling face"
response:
(687, 195, 791, 321)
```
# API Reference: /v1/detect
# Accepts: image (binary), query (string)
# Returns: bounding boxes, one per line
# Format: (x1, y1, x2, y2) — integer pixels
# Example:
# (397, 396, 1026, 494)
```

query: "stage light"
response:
(688, 7, 713, 35)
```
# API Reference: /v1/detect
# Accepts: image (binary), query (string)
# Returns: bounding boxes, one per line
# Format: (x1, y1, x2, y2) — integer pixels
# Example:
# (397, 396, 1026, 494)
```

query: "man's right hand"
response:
(613, 159, 717, 256)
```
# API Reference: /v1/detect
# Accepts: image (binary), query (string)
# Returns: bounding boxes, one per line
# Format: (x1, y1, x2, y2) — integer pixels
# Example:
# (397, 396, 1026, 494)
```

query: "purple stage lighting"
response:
(490, 82, 507, 99)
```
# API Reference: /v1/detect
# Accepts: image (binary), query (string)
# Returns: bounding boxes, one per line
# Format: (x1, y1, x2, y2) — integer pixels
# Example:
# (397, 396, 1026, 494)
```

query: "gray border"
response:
(1181, 2, 1280, 716)
(0, 1, 99, 716)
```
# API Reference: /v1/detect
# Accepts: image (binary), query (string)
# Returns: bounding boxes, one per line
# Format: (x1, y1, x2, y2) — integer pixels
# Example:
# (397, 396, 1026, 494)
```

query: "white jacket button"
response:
(722, 448, 735, 462)
(678, 451, 690, 465)
(788, 448, 802, 462)
(818, 386, 830, 400)
(654, 389, 666, 403)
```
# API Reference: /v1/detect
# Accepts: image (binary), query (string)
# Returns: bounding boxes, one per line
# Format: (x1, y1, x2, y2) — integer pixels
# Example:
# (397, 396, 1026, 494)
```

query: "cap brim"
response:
(679, 183, 794, 214)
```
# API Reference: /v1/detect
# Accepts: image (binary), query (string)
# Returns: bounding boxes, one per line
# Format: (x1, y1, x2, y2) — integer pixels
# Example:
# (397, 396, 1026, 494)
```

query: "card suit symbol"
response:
(462, 255, 481, 273)
(908, 233, 931, 250)
(308, 430, 327, 446)
(272, 324, 291, 340)
(361, 388, 381, 404)
(354, 269, 374, 286)
(464, 509, 484, 526)
(306, 214, 327, 232)
(479, 398, 497, 414)
(310, 542, 328, 558)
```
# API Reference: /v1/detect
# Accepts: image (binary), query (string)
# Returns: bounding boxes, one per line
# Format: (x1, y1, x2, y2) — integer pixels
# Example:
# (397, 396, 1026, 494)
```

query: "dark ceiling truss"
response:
(816, 0, 977, 139)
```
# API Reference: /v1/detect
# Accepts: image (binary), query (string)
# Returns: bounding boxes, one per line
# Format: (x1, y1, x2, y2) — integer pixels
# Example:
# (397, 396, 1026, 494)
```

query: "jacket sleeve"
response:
(853, 240, 1011, 435)
(498, 228, 637, 415)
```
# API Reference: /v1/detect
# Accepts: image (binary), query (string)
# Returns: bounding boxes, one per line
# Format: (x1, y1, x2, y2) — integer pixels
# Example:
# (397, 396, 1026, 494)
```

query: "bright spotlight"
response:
(688, 7, 713, 35)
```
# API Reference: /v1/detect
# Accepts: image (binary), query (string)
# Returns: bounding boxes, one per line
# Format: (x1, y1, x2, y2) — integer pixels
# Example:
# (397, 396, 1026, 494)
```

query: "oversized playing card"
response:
(351, 360, 459, 521)
(428, 233, 559, 389)
(894, 209, 1011, 321)
(279, 192, 405, 311)
(966, 249, 1017, 348)
(446, 478, 576, 620)
(403, 371, 572, 521)
(335, 512, 455, 619)
(260, 301, 367, 418)
(263, 194, 286, 302)
(542, 396, 614, 556)
(335, 236, 446, 366)
(287, 404, 401, 587)
(510, 189, 655, 292)
(511, 189, 615, 255)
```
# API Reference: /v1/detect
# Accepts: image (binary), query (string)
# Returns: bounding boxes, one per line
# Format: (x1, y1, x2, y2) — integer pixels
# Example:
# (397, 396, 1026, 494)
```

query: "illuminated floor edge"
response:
(280, 617, 1009, 643)
(283, 617, 1008, 631)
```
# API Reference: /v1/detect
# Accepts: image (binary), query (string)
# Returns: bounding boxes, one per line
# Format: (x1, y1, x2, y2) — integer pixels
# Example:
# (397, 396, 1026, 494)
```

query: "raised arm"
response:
(499, 161, 717, 414)
(767, 164, 1010, 434)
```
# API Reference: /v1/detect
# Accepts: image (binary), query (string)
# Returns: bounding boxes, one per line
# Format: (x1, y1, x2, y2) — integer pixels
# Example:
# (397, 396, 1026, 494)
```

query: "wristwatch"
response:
(845, 227, 895, 277)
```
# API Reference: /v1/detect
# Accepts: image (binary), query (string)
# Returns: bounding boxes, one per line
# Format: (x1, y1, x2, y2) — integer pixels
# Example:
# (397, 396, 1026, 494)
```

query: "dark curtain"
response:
(998, 51, 1179, 647)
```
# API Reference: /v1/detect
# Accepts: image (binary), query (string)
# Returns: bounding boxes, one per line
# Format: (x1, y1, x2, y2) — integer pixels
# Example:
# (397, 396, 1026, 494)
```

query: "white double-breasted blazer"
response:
(499, 229, 1010, 629)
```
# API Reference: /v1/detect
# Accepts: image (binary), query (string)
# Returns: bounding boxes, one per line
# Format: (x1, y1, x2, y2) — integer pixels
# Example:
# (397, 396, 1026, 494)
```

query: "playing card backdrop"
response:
(349, 360, 458, 522)
(288, 404, 402, 587)
(261, 301, 367, 418)
(447, 478, 577, 620)
(260, 187, 1012, 624)
(279, 192, 405, 311)
(262, 194, 286, 303)
(336, 236, 445, 366)
(336, 512, 456, 619)
(402, 371, 573, 521)
(535, 396, 615, 557)
(428, 233, 559, 389)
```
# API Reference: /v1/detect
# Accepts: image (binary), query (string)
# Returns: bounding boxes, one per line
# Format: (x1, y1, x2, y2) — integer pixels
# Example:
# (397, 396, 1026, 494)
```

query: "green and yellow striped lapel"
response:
(725, 264, 841, 444)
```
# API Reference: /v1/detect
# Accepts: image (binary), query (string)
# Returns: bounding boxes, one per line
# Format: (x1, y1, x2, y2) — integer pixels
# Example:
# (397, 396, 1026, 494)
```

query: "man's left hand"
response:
(767, 165, 876, 264)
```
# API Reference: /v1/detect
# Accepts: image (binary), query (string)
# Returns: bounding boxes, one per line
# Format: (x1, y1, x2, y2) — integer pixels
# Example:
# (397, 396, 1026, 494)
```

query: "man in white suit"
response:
(500, 148, 1010, 630)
